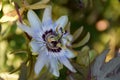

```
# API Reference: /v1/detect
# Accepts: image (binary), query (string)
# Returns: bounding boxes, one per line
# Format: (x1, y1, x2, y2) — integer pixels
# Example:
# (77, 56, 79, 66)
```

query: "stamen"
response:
(58, 27, 64, 42)
(64, 30, 67, 34)
(42, 29, 64, 53)
(60, 27, 63, 33)
(60, 27, 67, 34)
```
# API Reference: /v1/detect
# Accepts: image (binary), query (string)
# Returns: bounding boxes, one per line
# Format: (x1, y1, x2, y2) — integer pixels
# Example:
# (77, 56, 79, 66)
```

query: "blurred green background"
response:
(0, 0, 120, 80)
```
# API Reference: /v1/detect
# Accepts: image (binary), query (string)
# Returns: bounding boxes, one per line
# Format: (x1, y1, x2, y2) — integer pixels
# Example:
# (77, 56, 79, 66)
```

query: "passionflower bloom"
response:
(17, 6, 76, 77)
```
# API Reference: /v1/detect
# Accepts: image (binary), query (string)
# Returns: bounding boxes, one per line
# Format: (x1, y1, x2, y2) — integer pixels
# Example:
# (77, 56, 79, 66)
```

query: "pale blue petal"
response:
(58, 56, 76, 72)
(27, 10, 43, 35)
(17, 21, 32, 36)
(62, 38, 67, 45)
(42, 22, 53, 32)
(49, 56, 59, 77)
(42, 6, 53, 31)
(64, 49, 75, 58)
(42, 6, 52, 24)
(55, 16, 68, 29)
(32, 30, 44, 41)
(34, 53, 47, 75)
(62, 34, 72, 46)
(30, 40, 45, 53)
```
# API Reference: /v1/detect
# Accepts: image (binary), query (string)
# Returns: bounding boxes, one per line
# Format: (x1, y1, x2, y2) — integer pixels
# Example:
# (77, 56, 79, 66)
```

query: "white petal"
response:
(62, 38, 67, 45)
(17, 21, 32, 36)
(31, 29, 44, 41)
(34, 53, 47, 75)
(42, 6, 53, 31)
(30, 40, 44, 53)
(27, 10, 43, 34)
(49, 56, 59, 77)
(62, 34, 73, 46)
(55, 16, 68, 29)
(58, 56, 76, 72)
(64, 49, 75, 58)
(42, 6, 52, 24)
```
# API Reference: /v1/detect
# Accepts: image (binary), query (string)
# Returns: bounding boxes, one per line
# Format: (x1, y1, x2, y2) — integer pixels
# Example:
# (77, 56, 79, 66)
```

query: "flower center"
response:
(42, 29, 62, 52)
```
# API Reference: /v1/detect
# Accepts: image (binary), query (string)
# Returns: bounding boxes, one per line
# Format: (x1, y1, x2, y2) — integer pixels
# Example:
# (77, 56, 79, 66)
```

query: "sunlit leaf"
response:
(25, 0, 50, 9)
(0, 10, 18, 22)
(32, 0, 50, 4)
(72, 32, 90, 48)
(10, 66, 21, 74)
(2, 4, 14, 14)
(72, 26, 83, 42)
(0, 3, 18, 22)
(26, 4, 50, 9)
(0, 73, 18, 80)
(81, 46, 89, 52)
(1, 24, 11, 40)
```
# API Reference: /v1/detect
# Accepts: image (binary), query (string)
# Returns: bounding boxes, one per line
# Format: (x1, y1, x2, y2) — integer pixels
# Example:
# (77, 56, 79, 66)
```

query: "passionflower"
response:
(17, 6, 76, 77)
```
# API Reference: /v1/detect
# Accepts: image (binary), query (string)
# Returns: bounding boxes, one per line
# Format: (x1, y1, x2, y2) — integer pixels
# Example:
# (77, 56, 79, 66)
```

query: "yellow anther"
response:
(57, 43, 61, 47)
(47, 38, 55, 43)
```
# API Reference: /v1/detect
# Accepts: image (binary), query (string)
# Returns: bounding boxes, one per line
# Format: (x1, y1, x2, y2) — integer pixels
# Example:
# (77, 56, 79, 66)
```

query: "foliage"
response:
(92, 49, 120, 80)
(0, 0, 120, 80)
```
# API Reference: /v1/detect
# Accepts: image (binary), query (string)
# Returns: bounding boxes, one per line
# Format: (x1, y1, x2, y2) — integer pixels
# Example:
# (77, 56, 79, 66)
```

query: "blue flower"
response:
(17, 6, 76, 77)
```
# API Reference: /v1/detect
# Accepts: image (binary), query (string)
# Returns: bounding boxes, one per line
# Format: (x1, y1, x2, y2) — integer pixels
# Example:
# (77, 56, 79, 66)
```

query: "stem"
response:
(14, 2, 23, 23)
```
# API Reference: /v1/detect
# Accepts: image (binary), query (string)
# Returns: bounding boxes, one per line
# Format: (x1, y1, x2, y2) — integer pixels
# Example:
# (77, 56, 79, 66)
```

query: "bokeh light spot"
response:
(96, 19, 109, 31)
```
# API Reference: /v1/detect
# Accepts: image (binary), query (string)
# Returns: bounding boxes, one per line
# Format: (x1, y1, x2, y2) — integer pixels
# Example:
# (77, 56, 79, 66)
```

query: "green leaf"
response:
(89, 50, 97, 63)
(65, 22, 71, 33)
(71, 62, 88, 79)
(76, 46, 90, 67)
(72, 26, 83, 42)
(72, 32, 90, 48)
